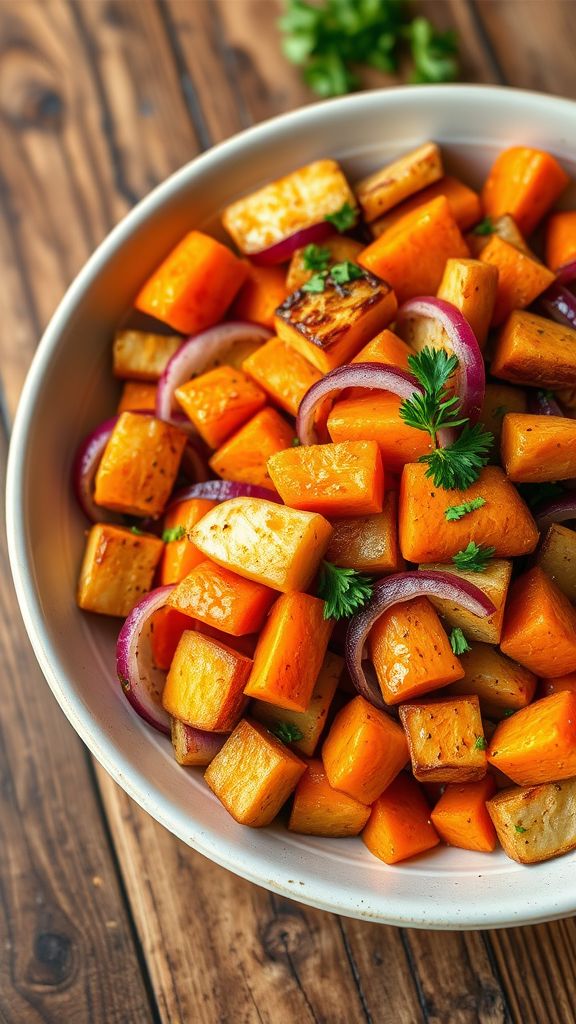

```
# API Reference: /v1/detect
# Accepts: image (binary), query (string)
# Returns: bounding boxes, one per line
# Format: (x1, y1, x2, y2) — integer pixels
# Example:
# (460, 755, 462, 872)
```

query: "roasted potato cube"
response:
(399, 695, 487, 783)
(399, 258, 498, 354)
(419, 559, 513, 645)
(355, 142, 443, 223)
(113, 330, 181, 381)
(77, 524, 163, 617)
(491, 310, 576, 389)
(487, 778, 576, 864)
(537, 524, 576, 602)
(117, 381, 158, 413)
(289, 760, 371, 838)
(326, 492, 403, 575)
(171, 719, 227, 767)
(162, 631, 252, 732)
(275, 270, 397, 373)
(222, 160, 357, 256)
(467, 214, 532, 257)
(251, 652, 343, 757)
(447, 643, 537, 720)
(286, 235, 363, 293)
(94, 412, 187, 517)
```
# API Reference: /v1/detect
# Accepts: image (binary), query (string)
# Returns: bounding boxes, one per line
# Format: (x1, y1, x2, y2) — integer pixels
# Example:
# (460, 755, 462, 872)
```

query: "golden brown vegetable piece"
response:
(286, 235, 363, 292)
(275, 269, 397, 374)
(94, 412, 187, 517)
(209, 407, 295, 491)
(350, 328, 411, 370)
(159, 498, 217, 586)
(175, 365, 267, 449)
(205, 718, 306, 827)
(288, 760, 371, 837)
(487, 778, 576, 865)
(326, 492, 403, 575)
(162, 630, 252, 732)
(117, 381, 158, 413)
(327, 393, 432, 475)
(481, 146, 570, 237)
(322, 695, 409, 804)
(488, 690, 576, 786)
(419, 559, 512, 645)
(539, 672, 576, 697)
(537, 524, 576, 603)
(370, 176, 482, 237)
(242, 337, 321, 417)
(467, 214, 531, 258)
(170, 719, 227, 767)
(479, 236, 555, 325)
(399, 259, 498, 353)
(369, 596, 464, 705)
(251, 652, 343, 757)
(501, 413, 576, 483)
(500, 567, 576, 677)
(362, 773, 440, 864)
(77, 524, 164, 617)
(399, 695, 487, 783)
(355, 142, 443, 223)
(545, 211, 576, 272)
(431, 776, 497, 853)
(446, 643, 537, 720)
(168, 559, 274, 636)
(480, 382, 528, 451)
(491, 310, 576, 389)
(267, 440, 384, 517)
(113, 330, 181, 381)
(191, 497, 333, 593)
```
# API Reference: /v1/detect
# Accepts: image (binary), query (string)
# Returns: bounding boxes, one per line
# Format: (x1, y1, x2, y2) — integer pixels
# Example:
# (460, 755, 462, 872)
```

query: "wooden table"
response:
(1, 3, 575, 1021)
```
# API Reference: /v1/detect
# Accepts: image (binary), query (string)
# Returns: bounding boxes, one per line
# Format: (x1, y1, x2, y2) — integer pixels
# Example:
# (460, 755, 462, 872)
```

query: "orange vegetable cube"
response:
(399, 695, 487, 783)
(362, 773, 440, 864)
(244, 592, 333, 712)
(431, 776, 497, 853)
(171, 719, 227, 767)
(355, 142, 443, 222)
(501, 413, 576, 483)
(482, 146, 570, 236)
(94, 412, 187, 517)
(500, 567, 576, 677)
(467, 213, 531, 258)
(159, 498, 217, 586)
(168, 559, 274, 636)
(229, 263, 287, 328)
(370, 176, 482, 237)
(350, 328, 411, 370)
(117, 381, 158, 413)
(150, 606, 193, 670)
(251, 651, 343, 756)
(545, 210, 576, 272)
(326, 491, 403, 575)
(242, 337, 321, 417)
(209, 407, 294, 491)
(322, 695, 409, 804)
(447, 643, 537, 720)
(288, 760, 371, 837)
(113, 330, 181, 382)
(327, 394, 432, 475)
(267, 440, 384, 517)
(77, 524, 163, 617)
(480, 382, 527, 450)
(162, 630, 252, 732)
(369, 596, 464, 705)
(491, 310, 576, 389)
(537, 524, 576, 603)
(204, 718, 306, 826)
(420, 559, 512, 645)
(479, 235, 554, 325)
(175, 365, 266, 449)
(135, 230, 248, 334)
(487, 690, 576, 785)
(286, 236, 363, 292)
(358, 196, 469, 305)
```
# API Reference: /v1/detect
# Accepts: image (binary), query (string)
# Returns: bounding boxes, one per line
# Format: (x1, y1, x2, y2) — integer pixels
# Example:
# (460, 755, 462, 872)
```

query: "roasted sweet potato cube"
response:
(274, 270, 397, 374)
(117, 381, 158, 413)
(267, 440, 384, 517)
(77, 524, 164, 618)
(480, 382, 527, 451)
(175, 365, 266, 449)
(537, 524, 576, 602)
(113, 330, 181, 381)
(168, 559, 274, 636)
(479, 235, 555, 325)
(501, 413, 576, 483)
(159, 498, 217, 586)
(204, 718, 306, 826)
(370, 176, 481, 237)
(251, 651, 342, 756)
(327, 394, 432, 475)
(487, 690, 576, 786)
(431, 776, 497, 853)
(326, 492, 403, 574)
(229, 263, 287, 329)
(94, 412, 187, 517)
(447, 643, 537, 720)
(209, 407, 294, 491)
(399, 695, 487, 783)
(362, 773, 440, 864)
(419, 560, 512, 645)
(322, 695, 409, 804)
(242, 337, 321, 418)
(481, 146, 570, 237)
(369, 596, 464, 705)
(286, 235, 363, 293)
(288, 760, 371, 837)
(350, 328, 411, 370)
(546, 210, 576, 272)
(171, 719, 227, 767)
(487, 778, 576, 864)
(500, 567, 576, 677)
(150, 606, 193, 670)
(162, 631, 252, 732)
(491, 310, 576, 389)
(355, 142, 443, 223)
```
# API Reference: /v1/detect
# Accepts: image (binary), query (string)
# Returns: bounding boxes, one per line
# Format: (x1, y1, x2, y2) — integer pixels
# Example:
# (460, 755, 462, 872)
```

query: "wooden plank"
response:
(489, 920, 576, 1024)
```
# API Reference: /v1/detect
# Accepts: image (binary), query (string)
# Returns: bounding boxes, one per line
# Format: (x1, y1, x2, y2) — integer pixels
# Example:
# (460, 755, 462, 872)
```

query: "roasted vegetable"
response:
(370, 176, 481, 237)
(355, 142, 443, 223)
(545, 210, 576, 272)
(487, 778, 576, 864)
(113, 330, 181, 381)
(501, 413, 576, 483)
(327, 394, 432, 475)
(491, 310, 576, 389)
(117, 381, 158, 413)
(537, 524, 576, 603)
(500, 567, 576, 677)
(267, 439, 384, 517)
(229, 263, 287, 328)
(289, 760, 371, 837)
(209, 407, 295, 491)
(479, 235, 555, 325)
(362, 773, 440, 864)
(168, 559, 275, 636)
(488, 691, 576, 786)
(171, 718, 227, 767)
(159, 497, 217, 586)
(77, 524, 163, 618)
(481, 146, 570, 236)
(322, 695, 409, 804)
(162, 630, 252, 732)
(326, 492, 403, 575)
(251, 652, 343, 757)
(242, 336, 322, 417)
(175, 365, 267, 449)
(420, 559, 512, 645)
(431, 776, 497, 852)
(447, 643, 537, 720)
(399, 694, 487, 783)
(286, 236, 363, 292)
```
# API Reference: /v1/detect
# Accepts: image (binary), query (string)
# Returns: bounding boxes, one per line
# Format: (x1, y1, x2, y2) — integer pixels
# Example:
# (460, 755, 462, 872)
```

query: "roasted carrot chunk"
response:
(94, 412, 187, 517)
(242, 337, 322, 417)
(500, 567, 576, 677)
(399, 695, 487, 783)
(355, 142, 443, 222)
(289, 760, 371, 837)
(537, 524, 576, 603)
(501, 413, 576, 483)
(117, 381, 158, 413)
(162, 630, 252, 732)
(159, 497, 217, 585)
(479, 235, 554, 325)
(431, 776, 497, 853)
(327, 393, 432, 475)
(545, 211, 576, 272)
(77, 524, 163, 618)
(370, 176, 482, 237)
(244, 592, 333, 712)
(358, 196, 469, 304)
(251, 652, 343, 756)
(150, 606, 193, 670)
(447, 643, 537, 720)
(362, 773, 440, 864)
(481, 146, 570, 236)
(229, 263, 287, 328)
(204, 718, 306, 827)
(351, 328, 411, 370)
(326, 491, 403, 575)
(487, 691, 576, 785)
(369, 596, 464, 705)
(113, 330, 181, 381)
(267, 440, 384, 517)
(168, 559, 274, 636)
(209, 407, 294, 491)
(540, 672, 576, 697)
(286, 235, 363, 292)
(135, 230, 248, 334)
(420, 560, 512, 645)
(171, 718, 227, 767)
(399, 464, 538, 563)
(491, 310, 576, 389)
(175, 365, 266, 449)
(322, 695, 409, 804)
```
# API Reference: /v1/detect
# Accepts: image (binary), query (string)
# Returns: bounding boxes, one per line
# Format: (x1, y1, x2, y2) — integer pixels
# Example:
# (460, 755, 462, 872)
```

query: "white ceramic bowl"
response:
(7, 85, 576, 930)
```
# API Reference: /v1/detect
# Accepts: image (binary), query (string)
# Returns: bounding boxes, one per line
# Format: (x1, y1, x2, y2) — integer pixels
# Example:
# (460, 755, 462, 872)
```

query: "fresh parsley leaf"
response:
(472, 216, 495, 236)
(273, 722, 305, 743)
(400, 347, 468, 443)
(130, 525, 144, 535)
(302, 243, 331, 272)
(317, 560, 373, 620)
(450, 627, 471, 656)
(444, 497, 487, 522)
(330, 260, 364, 284)
(474, 735, 488, 750)
(419, 423, 494, 490)
(325, 201, 358, 232)
(408, 347, 458, 394)
(162, 525, 186, 543)
(301, 271, 328, 293)
(407, 16, 458, 84)
(292, 437, 302, 446)
(452, 541, 495, 573)
(515, 824, 527, 834)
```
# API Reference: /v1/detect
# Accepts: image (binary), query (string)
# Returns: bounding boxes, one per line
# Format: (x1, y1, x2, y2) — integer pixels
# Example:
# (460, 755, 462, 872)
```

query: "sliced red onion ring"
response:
(166, 479, 282, 512)
(180, 436, 211, 484)
(156, 321, 272, 428)
(556, 259, 576, 286)
(345, 571, 496, 709)
(296, 362, 423, 445)
(527, 390, 564, 416)
(116, 585, 177, 734)
(249, 222, 334, 267)
(534, 496, 576, 531)
(396, 297, 486, 424)
(73, 416, 119, 522)
(172, 720, 227, 764)
(539, 282, 576, 329)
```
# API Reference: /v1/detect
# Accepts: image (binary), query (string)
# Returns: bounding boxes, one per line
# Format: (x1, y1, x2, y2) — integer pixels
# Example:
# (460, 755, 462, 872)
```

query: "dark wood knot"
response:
(32, 931, 73, 986)
(261, 913, 312, 960)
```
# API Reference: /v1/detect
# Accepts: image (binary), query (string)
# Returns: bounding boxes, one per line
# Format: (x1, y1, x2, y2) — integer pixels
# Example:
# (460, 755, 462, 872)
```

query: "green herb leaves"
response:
(317, 561, 373, 620)
(301, 273, 327, 294)
(444, 497, 486, 522)
(273, 722, 305, 743)
(325, 202, 358, 232)
(130, 525, 144, 536)
(450, 627, 471, 656)
(420, 424, 494, 491)
(515, 824, 528, 834)
(474, 736, 488, 751)
(162, 525, 186, 543)
(472, 216, 495, 236)
(302, 243, 331, 272)
(452, 541, 495, 573)
(301, 260, 364, 294)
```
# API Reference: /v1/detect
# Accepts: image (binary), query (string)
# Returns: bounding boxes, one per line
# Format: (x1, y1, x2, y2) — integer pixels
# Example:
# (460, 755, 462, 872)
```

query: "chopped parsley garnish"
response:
(302, 243, 331, 272)
(452, 541, 495, 573)
(450, 627, 471, 656)
(273, 722, 305, 744)
(317, 561, 374, 620)
(130, 525, 144, 535)
(515, 824, 527, 834)
(472, 216, 495, 236)
(474, 736, 488, 750)
(444, 497, 487, 522)
(162, 525, 186, 543)
(330, 260, 364, 284)
(325, 201, 358, 232)
(301, 272, 328, 293)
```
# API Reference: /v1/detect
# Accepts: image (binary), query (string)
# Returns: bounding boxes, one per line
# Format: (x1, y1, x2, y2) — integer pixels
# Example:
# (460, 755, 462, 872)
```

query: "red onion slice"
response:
(180, 436, 211, 484)
(534, 496, 576, 531)
(249, 222, 334, 267)
(556, 259, 576, 286)
(116, 585, 177, 735)
(539, 282, 576, 330)
(396, 297, 486, 424)
(172, 720, 227, 764)
(156, 321, 272, 428)
(527, 390, 564, 416)
(73, 416, 119, 522)
(166, 479, 282, 512)
(345, 571, 496, 709)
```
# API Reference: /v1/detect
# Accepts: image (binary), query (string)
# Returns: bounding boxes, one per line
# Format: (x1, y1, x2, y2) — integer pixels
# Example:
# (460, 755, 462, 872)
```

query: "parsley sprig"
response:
(273, 722, 305, 744)
(452, 541, 495, 573)
(302, 243, 331, 272)
(325, 202, 358, 232)
(472, 216, 495, 236)
(450, 627, 471, 656)
(301, 260, 364, 294)
(474, 736, 488, 751)
(444, 497, 486, 522)
(317, 561, 373, 620)
(162, 525, 186, 543)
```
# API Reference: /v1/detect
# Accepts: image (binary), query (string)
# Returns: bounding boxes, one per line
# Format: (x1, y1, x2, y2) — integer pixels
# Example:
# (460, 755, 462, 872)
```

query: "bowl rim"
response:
(7, 83, 576, 929)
